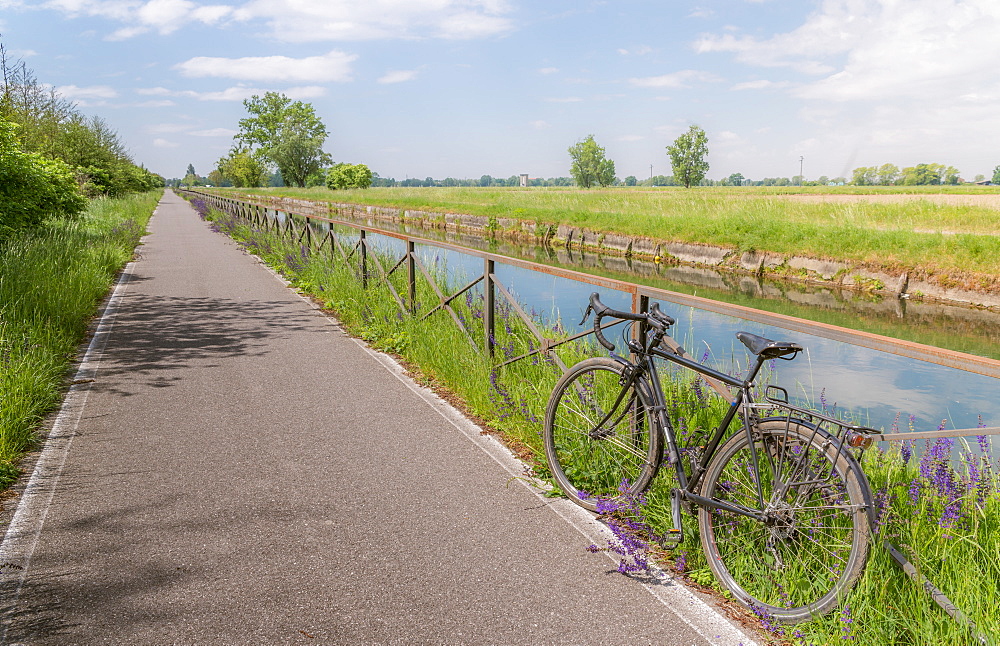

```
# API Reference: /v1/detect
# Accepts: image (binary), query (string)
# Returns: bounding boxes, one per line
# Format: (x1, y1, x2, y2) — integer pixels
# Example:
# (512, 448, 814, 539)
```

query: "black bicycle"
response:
(543, 292, 879, 623)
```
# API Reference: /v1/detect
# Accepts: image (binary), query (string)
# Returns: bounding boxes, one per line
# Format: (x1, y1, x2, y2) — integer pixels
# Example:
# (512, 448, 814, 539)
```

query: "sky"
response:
(2, 0, 999, 183)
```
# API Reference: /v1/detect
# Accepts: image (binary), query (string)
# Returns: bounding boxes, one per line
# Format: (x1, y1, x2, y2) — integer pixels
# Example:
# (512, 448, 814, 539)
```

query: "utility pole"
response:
(799, 156, 804, 186)
(650, 164, 653, 181)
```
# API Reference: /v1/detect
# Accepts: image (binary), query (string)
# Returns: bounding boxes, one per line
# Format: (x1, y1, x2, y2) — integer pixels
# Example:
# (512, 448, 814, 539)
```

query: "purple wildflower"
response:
(840, 603, 855, 640)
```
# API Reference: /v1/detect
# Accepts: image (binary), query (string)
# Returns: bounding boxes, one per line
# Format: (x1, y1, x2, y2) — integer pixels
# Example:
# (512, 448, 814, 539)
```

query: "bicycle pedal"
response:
(659, 529, 683, 547)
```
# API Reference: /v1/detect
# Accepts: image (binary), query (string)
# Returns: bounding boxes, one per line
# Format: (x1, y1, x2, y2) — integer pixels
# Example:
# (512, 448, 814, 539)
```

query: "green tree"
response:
(876, 163, 899, 185)
(901, 163, 942, 185)
(851, 166, 876, 186)
(568, 135, 616, 188)
(992, 165, 1000, 184)
(666, 125, 709, 189)
(326, 163, 373, 190)
(727, 172, 745, 186)
(236, 92, 331, 187)
(217, 146, 269, 188)
(0, 116, 86, 236)
(624, 175, 637, 186)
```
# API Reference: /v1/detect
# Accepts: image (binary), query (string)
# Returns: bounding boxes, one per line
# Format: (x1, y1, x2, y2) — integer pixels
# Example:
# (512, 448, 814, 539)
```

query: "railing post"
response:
(359, 229, 368, 289)
(484, 258, 495, 358)
(636, 292, 649, 351)
(407, 240, 416, 313)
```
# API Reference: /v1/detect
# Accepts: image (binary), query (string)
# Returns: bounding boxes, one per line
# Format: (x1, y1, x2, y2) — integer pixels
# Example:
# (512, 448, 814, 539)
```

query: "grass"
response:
(0, 192, 159, 487)
(217, 185, 1000, 288)
(196, 195, 1000, 645)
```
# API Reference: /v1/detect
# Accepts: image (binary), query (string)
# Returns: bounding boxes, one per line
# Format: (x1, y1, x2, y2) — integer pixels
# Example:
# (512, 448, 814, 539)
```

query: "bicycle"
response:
(543, 292, 880, 623)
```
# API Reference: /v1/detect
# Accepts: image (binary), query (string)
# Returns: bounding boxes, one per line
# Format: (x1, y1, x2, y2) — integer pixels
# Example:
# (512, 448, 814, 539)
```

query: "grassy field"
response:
(0, 192, 159, 486)
(220, 185, 1000, 291)
(197, 194, 1000, 645)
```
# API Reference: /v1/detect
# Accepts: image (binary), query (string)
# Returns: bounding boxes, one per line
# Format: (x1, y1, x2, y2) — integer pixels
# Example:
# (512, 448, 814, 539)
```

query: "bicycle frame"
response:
(615, 326, 874, 526)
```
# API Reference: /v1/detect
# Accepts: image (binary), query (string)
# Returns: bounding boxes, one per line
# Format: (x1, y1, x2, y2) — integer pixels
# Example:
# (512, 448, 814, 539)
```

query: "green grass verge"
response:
(218, 185, 1000, 289)
(0, 191, 160, 487)
(197, 198, 1000, 645)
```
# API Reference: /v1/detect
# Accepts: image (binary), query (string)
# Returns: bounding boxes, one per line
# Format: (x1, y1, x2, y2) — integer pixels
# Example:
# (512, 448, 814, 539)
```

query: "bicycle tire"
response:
(697, 419, 870, 623)
(543, 357, 663, 512)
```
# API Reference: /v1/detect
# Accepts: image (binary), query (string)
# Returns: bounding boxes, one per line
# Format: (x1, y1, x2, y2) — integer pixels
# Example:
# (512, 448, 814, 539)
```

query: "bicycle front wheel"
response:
(697, 419, 870, 623)
(543, 357, 662, 512)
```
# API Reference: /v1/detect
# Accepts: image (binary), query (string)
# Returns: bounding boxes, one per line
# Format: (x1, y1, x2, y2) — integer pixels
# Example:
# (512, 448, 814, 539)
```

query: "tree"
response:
(851, 166, 876, 186)
(568, 135, 616, 188)
(624, 175, 637, 186)
(666, 125, 709, 189)
(236, 92, 331, 187)
(0, 116, 85, 237)
(326, 163, 373, 190)
(876, 164, 899, 185)
(727, 172, 745, 186)
(217, 146, 269, 188)
(993, 165, 1000, 184)
(901, 163, 943, 185)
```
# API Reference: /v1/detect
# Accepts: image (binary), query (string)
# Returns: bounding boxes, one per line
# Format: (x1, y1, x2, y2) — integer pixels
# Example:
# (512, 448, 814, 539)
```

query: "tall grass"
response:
(0, 192, 159, 485)
(199, 198, 1000, 645)
(222, 186, 1000, 282)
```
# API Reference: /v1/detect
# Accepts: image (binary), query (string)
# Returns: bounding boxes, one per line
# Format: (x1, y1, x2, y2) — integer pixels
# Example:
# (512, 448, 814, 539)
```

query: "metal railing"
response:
(182, 188, 997, 637)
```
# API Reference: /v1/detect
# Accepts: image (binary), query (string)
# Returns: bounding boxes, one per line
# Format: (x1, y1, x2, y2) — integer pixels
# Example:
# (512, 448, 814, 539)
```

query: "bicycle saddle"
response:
(736, 332, 802, 359)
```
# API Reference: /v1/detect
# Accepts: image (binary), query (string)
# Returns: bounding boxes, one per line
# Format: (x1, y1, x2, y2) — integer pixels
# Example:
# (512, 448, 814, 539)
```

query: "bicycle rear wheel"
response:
(697, 419, 870, 623)
(543, 357, 662, 512)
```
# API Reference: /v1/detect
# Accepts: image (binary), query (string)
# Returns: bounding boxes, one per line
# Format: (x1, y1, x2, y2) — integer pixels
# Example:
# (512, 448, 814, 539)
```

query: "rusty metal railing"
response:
(183, 189, 1000, 438)
(184, 188, 999, 638)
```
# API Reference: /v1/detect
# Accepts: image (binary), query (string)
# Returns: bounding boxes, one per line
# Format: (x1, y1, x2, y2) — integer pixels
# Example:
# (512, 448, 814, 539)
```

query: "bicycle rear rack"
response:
(760, 385, 988, 644)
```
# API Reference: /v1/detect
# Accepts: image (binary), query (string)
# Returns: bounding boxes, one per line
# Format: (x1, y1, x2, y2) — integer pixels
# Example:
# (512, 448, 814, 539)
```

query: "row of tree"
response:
(0, 41, 163, 237)
(208, 93, 1000, 191)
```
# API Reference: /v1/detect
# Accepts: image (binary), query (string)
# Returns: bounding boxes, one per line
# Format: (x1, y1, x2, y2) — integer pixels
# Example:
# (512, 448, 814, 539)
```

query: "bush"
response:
(326, 163, 373, 190)
(0, 117, 86, 236)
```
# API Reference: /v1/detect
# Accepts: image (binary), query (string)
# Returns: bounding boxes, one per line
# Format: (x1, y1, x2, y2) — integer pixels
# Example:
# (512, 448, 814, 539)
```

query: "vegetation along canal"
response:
(318, 207, 1000, 443)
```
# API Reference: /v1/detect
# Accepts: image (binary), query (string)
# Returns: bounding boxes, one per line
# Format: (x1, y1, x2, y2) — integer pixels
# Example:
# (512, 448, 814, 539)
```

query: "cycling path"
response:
(0, 190, 756, 645)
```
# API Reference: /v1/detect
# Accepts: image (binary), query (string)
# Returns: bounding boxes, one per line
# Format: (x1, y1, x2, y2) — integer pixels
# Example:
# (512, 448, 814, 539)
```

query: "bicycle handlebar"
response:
(580, 292, 675, 351)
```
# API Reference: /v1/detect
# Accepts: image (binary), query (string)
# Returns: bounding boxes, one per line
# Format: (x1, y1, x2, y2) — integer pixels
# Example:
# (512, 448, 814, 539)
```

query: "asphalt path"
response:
(0, 191, 756, 645)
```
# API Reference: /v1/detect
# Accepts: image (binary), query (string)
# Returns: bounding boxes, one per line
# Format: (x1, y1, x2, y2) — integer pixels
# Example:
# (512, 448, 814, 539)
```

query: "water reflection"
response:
(322, 218, 1000, 441)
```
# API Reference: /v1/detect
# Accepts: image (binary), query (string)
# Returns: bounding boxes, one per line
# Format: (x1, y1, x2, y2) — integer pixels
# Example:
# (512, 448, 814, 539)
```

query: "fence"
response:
(184, 188, 1000, 637)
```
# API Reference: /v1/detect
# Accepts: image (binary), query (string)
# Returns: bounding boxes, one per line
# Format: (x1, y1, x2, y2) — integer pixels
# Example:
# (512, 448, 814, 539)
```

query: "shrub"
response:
(0, 117, 86, 237)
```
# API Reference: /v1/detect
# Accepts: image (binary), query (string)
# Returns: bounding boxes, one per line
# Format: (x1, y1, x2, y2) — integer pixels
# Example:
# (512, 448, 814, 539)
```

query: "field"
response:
(224, 185, 1000, 291)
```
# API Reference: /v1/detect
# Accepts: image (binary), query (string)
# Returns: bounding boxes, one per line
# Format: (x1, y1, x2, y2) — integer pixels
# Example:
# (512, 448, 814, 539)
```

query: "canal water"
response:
(304, 212, 1000, 444)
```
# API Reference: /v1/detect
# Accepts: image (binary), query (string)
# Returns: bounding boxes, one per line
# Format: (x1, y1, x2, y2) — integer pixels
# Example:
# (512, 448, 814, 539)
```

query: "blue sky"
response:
(3, 0, 999, 182)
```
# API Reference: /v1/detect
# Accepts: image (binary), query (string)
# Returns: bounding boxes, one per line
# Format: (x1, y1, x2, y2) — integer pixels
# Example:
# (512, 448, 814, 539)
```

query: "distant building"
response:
(519, 174, 529, 187)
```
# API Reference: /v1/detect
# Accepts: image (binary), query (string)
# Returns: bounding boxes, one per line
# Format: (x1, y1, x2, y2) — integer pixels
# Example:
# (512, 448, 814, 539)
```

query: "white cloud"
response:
(189, 127, 237, 137)
(43, 0, 233, 39)
(529, 120, 550, 129)
(138, 85, 326, 101)
(695, 0, 1000, 174)
(377, 69, 419, 84)
(231, 0, 513, 42)
(616, 134, 644, 141)
(538, 67, 559, 75)
(174, 50, 357, 83)
(617, 45, 653, 56)
(629, 70, 719, 88)
(54, 84, 118, 99)
(731, 79, 791, 91)
(153, 137, 179, 148)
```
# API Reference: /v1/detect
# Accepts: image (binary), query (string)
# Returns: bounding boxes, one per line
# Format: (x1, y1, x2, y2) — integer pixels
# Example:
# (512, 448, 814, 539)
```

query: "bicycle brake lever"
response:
(579, 304, 593, 326)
